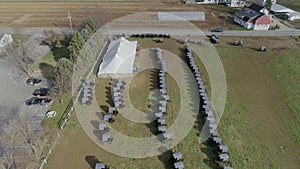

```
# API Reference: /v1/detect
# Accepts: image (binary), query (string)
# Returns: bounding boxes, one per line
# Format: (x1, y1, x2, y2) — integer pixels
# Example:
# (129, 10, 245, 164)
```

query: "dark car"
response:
(26, 77, 42, 85)
(32, 88, 50, 96)
(25, 97, 52, 107)
(211, 28, 224, 32)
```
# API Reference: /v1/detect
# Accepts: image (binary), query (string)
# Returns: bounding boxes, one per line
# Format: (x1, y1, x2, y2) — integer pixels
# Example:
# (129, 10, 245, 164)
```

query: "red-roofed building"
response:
(234, 10, 271, 30)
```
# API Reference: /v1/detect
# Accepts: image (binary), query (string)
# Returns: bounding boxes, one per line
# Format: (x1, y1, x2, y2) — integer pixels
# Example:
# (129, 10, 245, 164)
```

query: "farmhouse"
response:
(234, 10, 271, 30)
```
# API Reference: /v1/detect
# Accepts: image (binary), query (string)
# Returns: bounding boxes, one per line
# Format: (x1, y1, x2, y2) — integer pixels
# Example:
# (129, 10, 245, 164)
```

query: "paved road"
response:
(1, 27, 300, 37)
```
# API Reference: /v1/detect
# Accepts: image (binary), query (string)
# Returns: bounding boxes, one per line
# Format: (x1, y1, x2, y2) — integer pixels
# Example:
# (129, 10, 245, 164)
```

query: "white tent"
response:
(98, 37, 137, 78)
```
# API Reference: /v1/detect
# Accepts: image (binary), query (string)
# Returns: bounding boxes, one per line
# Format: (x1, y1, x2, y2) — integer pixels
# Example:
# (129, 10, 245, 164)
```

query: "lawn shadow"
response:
(39, 62, 55, 80)
(157, 146, 174, 169)
(85, 155, 99, 169)
(201, 139, 220, 169)
(52, 35, 71, 61)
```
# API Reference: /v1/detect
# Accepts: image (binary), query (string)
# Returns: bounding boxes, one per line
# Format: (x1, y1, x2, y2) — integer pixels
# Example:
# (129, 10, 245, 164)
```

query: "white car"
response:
(46, 111, 56, 118)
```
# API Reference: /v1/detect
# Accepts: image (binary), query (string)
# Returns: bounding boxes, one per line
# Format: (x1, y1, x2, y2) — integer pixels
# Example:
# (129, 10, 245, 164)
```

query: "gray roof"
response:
(174, 161, 184, 169)
(104, 114, 112, 121)
(163, 132, 172, 139)
(158, 125, 167, 132)
(95, 163, 105, 169)
(219, 153, 229, 161)
(155, 112, 163, 118)
(213, 137, 222, 144)
(157, 118, 166, 125)
(102, 133, 111, 142)
(173, 152, 182, 160)
(158, 12, 205, 21)
(99, 123, 108, 131)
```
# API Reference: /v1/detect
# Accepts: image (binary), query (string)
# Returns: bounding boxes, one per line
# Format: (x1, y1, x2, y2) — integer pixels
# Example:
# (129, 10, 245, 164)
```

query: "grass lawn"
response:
(11, 34, 31, 42)
(215, 36, 300, 169)
(278, 0, 300, 12)
(273, 49, 300, 143)
(41, 95, 72, 129)
(44, 36, 300, 169)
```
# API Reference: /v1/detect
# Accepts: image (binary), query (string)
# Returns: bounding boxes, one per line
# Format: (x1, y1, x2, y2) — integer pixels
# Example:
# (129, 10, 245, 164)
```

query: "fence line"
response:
(37, 132, 60, 169)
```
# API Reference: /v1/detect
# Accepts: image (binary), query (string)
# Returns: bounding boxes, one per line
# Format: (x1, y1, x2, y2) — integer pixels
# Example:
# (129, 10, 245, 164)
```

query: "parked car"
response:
(25, 97, 52, 107)
(46, 111, 56, 118)
(32, 88, 50, 96)
(26, 77, 42, 86)
(211, 28, 224, 32)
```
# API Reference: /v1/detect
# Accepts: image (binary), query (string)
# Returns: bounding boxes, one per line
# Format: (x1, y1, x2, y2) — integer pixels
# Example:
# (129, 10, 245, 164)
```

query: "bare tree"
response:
(5, 40, 35, 76)
(42, 30, 59, 48)
(0, 105, 47, 169)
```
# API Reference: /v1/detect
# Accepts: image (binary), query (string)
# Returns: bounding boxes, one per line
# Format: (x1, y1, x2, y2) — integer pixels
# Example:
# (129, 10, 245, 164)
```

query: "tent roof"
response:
(98, 37, 137, 78)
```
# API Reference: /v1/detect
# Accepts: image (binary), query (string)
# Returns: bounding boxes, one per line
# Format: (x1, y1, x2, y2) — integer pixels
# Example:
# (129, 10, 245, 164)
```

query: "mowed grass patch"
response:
(41, 94, 72, 129)
(128, 37, 185, 56)
(129, 69, 159, 112)
(215, 36, 300, 169)
(273, 49, 300, 143)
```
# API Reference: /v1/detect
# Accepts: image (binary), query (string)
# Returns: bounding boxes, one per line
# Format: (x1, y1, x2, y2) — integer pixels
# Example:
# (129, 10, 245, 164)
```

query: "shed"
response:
(219, 145, 229, 153)
(157, 118, 166, 125)
(163, 132, 172, 140)
(158, 12, 205, 21)
(95, 163, 106, 169)
(218, 153, 229, 162)
(172, 152, 182, 161)
(104, 114, 113, 122)
(158, 125, 167, 132)
(155, 112, 163, 118)
(174, 161, 184, 169)
(99, 123, 108, 131)
(102, 133, 112, 142)
(213, 137, 222, 144)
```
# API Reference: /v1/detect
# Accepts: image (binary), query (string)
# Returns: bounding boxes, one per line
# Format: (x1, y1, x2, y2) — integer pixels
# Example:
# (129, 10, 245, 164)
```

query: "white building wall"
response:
(227, 0, 246, 7)
(254, 24, 270, 30)
(234, 16, 253, 29)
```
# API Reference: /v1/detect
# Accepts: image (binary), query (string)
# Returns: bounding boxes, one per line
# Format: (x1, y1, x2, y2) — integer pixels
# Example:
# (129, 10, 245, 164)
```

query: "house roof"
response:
(248, 3, 264, 12)
(255, 15, 271, 25)
(235, 8, 271, 25)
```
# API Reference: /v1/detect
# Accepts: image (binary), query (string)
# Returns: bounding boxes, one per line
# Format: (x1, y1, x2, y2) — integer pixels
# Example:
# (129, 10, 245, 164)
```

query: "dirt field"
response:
(0, 1, 238, 29)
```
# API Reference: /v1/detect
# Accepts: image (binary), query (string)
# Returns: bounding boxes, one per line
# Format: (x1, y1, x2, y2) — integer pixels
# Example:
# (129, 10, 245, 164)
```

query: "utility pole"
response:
(222, 13, 227, 36)
(67, 11, 74, 34)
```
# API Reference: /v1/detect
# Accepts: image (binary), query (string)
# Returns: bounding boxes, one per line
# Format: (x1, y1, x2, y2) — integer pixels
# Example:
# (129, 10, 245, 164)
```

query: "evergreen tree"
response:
(265, 0, 273, 11)
(68, 32, 85, 63)
(80, 24, 93, 41)
(86, 17, 98, 33)
(55, 58, 73, 95)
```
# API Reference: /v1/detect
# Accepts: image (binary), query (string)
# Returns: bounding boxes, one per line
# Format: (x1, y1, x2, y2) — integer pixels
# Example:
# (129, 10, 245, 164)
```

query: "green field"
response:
(278, 0, 300, 12)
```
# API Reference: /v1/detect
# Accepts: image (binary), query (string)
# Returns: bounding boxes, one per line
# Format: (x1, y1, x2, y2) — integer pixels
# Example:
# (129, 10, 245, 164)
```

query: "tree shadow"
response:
(52, 35, 71, 61)
(157, 146, 174, 169)
(39, 62, 55, 79)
